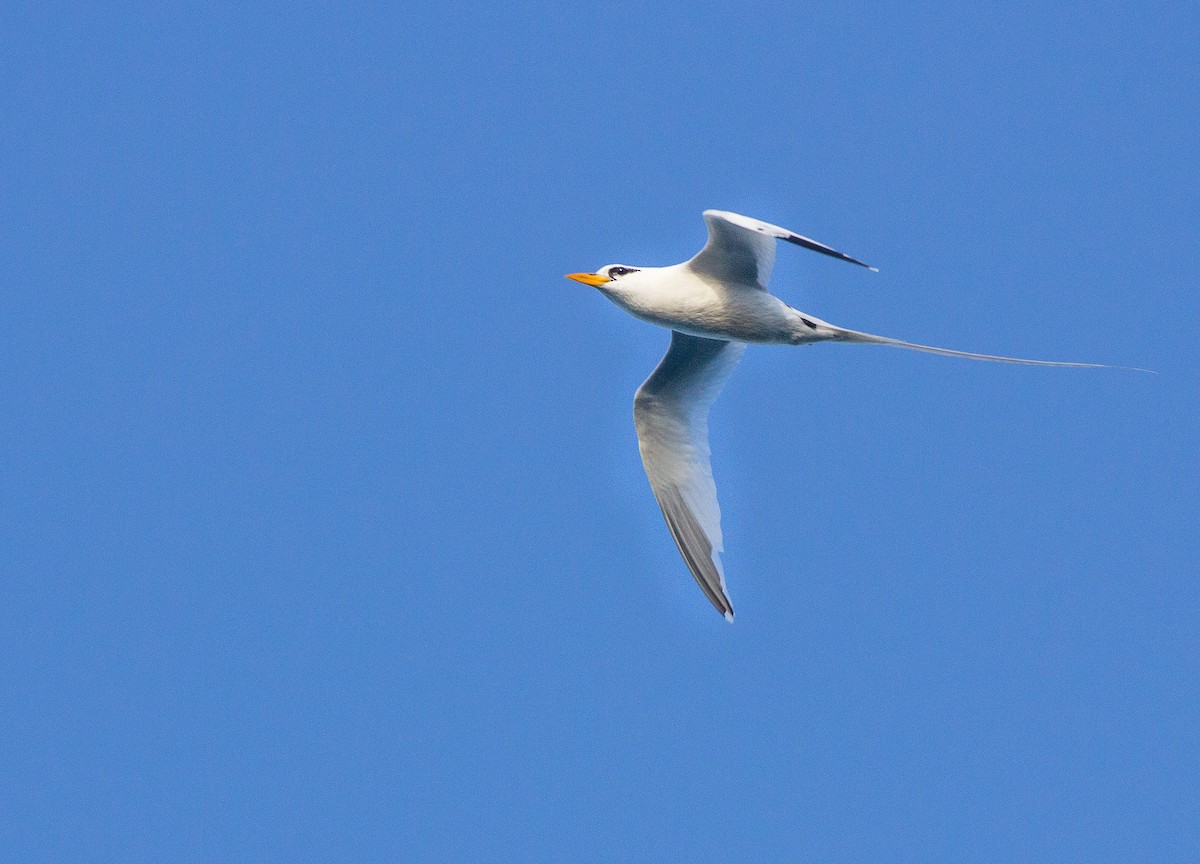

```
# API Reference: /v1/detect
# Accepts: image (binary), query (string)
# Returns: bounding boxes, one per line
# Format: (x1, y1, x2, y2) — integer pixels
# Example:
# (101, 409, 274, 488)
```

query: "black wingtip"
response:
(843, 254, 877, 271)
(783, 232, 876, 271)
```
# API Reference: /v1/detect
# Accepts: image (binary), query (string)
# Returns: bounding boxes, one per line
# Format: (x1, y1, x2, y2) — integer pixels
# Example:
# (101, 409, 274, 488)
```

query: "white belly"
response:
(605, 268, 799, 344)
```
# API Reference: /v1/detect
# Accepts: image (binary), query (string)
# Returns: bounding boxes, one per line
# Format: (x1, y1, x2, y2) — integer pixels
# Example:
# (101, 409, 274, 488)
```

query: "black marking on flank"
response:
(800, 317, 817, 330)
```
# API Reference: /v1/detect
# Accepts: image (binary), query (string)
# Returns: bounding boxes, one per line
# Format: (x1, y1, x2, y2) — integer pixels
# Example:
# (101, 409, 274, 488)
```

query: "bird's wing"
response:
(634, 331, 747, 621)
(686, 209, 876, 289)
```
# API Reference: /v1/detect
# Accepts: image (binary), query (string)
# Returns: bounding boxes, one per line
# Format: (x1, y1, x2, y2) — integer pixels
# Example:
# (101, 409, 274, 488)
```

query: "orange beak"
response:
(564, 272, 612, 287)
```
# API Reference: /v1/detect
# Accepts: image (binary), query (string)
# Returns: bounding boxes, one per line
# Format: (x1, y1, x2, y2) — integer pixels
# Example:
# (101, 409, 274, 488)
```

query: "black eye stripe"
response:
(609, 267, 638, 277)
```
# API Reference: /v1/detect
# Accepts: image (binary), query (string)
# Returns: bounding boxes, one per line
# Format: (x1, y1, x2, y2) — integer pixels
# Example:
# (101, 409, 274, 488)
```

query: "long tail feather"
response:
(831, 326, 1153, 372)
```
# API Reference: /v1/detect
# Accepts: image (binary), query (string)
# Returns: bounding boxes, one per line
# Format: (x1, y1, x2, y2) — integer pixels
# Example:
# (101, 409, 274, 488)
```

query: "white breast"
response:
(602, 265, 797, 344)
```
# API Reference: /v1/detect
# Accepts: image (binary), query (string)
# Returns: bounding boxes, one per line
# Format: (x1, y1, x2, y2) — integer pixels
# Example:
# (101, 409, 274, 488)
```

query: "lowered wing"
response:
(633, 331, 746, 620)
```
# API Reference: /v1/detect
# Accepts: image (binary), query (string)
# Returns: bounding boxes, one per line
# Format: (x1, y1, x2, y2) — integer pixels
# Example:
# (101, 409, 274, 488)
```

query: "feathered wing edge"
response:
(634, 332, 746, 621)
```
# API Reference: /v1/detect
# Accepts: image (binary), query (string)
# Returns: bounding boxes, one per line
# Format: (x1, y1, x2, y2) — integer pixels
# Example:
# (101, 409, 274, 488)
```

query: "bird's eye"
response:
(609, 266, 637, 278)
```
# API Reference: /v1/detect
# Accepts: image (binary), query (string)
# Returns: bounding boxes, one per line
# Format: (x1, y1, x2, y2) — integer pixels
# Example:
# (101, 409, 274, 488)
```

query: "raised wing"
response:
(686, 209, 876, 290)
(633, 331, 747, 621)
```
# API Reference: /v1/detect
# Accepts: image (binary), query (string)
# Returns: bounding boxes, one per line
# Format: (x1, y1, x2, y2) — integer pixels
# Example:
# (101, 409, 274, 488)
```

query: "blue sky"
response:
(3, 2, 1198, 861)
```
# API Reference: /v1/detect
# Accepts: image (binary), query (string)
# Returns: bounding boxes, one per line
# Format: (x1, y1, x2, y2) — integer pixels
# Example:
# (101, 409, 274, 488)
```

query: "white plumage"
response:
(566, 210, 1133, 620)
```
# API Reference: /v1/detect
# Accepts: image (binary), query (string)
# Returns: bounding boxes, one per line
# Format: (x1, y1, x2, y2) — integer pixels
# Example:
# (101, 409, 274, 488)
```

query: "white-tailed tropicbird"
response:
(567, 209, 1140, 621)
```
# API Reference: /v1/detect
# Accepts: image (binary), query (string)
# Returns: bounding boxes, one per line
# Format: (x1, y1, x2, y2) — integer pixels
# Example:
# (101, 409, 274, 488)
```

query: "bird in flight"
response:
(567, 209, 1137, 621)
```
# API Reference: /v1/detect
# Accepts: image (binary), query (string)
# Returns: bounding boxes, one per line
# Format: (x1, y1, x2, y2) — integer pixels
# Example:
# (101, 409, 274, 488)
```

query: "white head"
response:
(564, 265, 644, 290)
